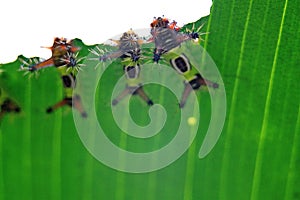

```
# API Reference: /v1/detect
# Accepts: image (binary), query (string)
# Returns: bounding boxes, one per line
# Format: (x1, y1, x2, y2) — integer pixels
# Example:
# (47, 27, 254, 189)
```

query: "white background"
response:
(0, 0, 211, 63)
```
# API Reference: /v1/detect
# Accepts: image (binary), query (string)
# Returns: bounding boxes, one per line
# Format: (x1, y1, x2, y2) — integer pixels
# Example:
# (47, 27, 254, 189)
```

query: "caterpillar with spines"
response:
(96, 29, 154, 106)
(0, 16, 218, 118)
(149, 16, 218, 108)
(19, 37, 87, 117)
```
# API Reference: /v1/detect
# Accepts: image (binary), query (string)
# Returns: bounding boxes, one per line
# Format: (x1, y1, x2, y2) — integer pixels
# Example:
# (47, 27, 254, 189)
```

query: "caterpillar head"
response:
(118, 29, 144, 51)
(150, 16, 169, 28)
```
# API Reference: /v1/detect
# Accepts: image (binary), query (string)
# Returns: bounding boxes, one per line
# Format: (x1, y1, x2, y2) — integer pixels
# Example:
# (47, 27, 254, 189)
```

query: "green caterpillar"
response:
(99, 30, 153, 106)
(0, 87, 21, 122)
(150, 16, 219, 108)
(20, 37, 87, 117)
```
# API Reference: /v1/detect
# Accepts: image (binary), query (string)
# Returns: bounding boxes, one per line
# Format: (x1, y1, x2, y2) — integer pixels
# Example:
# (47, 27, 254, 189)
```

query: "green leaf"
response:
(0, 0, 299, 199)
